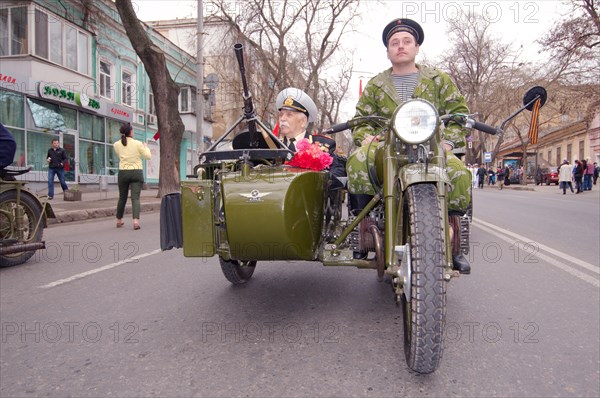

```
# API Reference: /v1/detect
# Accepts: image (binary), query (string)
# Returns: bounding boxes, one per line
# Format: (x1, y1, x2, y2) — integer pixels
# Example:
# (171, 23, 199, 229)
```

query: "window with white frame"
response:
(99, 60, 113, 99)
(179, 87, 190, 113)
(0, 6, 28, 56)
(28, 7, 90, 75)
(148, 85, 156, 115)
(122, 69, 133, 106)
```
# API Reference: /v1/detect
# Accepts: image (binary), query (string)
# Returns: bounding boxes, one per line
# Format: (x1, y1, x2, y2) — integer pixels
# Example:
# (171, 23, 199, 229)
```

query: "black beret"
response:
(382, 18, 424, 46)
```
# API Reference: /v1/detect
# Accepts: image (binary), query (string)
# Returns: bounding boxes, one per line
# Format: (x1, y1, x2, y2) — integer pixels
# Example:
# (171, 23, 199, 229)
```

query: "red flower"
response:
(287, 138, 333, 171)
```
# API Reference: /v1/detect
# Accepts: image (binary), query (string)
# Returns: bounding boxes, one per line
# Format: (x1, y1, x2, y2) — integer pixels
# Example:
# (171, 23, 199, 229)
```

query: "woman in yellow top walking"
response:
(113, 123, 152, 230)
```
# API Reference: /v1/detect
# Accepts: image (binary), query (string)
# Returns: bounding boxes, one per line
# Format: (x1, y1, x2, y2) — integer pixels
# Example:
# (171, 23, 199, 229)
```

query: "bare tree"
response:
(538, 0, 600, 116)
(114, 0, 185, 197)
(437, 12, 537, 164)
(211, 0, 360, 127)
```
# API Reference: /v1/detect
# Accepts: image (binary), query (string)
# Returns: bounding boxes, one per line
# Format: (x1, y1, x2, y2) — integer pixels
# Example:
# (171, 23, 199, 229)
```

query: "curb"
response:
(48, 201, 162, 224)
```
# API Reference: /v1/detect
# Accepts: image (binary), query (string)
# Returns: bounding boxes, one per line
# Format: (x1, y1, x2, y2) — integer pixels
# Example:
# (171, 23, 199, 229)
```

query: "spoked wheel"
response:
(0, 190, 43, 267)
(219, 257, 256, 285)
(400, 184, 446, 374)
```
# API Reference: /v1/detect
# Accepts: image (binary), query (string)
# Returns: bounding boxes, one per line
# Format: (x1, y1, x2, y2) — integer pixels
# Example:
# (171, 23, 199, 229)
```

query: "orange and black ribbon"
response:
(528, 98, 541, 145)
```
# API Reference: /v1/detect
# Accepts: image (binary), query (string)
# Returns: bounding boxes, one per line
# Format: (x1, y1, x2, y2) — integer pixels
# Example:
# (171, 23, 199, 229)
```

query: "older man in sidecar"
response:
(275, 88, 346, 190)
(346, 18, 472, 274)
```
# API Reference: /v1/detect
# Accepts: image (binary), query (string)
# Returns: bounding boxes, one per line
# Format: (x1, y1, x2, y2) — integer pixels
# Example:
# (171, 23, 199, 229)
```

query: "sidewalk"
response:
(42, 185, 162, 225)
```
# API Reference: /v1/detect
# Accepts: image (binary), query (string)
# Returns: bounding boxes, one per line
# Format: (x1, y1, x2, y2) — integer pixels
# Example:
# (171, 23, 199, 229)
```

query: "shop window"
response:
(5, 126, 25, 167)
(78, 140, 105, 175)
(567, 144, 572, 163)
(0, 90, 24, 128)
(556, 147, 561, 167)
(106, 119, 122, 144)
(578, 141, 584, 161)
(79, 112, 105, 142)
(27, 130, 59, 171)
(26, 98, 67, 131)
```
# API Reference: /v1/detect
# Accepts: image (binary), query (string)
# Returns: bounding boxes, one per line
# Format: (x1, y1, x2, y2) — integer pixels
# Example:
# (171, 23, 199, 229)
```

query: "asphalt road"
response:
(1, 187, 598, 397)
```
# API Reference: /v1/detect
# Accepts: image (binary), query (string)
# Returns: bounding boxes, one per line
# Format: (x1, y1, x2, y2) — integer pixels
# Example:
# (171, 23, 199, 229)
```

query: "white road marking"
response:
(39, 249, 162, 289)
(473, 218, 599, 287)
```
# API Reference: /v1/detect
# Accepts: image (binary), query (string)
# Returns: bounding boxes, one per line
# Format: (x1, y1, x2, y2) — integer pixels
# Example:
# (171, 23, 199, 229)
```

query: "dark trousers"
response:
(560, 181, 574, 194)
(48, 167, 68, 198)
(116, 169, 144, 219)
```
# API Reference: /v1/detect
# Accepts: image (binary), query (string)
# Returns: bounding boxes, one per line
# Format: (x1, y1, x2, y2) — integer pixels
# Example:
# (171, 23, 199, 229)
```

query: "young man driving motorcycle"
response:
(346, 18, 472, 274)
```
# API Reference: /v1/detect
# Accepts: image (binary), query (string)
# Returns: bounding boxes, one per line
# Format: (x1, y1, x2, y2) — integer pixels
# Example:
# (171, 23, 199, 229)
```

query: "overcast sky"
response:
(132, 0, 570, 117)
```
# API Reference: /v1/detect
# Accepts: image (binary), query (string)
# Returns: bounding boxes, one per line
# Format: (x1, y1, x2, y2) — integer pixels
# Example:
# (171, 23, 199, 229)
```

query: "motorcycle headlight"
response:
(392, 100, 438, 144)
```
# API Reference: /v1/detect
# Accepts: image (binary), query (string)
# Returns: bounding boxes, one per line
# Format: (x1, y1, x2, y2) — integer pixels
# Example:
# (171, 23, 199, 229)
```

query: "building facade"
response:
(0, 0, 210, 186)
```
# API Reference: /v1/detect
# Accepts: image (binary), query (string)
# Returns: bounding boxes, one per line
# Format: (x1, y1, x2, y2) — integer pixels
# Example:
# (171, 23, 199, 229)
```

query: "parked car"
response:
(541, 167, 559, 185)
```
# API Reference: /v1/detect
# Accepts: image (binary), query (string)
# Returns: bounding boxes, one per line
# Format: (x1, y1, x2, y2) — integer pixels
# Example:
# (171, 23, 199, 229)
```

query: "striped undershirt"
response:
(391, 72, 419, 102)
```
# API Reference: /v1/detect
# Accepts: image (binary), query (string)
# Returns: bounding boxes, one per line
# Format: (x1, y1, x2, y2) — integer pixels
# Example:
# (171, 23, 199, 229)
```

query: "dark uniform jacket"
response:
(47, 147, 68, 169)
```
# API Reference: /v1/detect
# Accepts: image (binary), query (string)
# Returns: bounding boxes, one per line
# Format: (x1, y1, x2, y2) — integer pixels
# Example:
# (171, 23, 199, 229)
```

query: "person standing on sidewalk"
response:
(113, 123, 151, 230)
(46, 138, 69, 200)
(558, 159, 574, 194)
(573, 159, 584, 193)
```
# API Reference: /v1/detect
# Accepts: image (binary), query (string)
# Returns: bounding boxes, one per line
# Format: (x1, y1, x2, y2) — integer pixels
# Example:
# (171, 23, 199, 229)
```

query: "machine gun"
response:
(201, 43, 287, 155)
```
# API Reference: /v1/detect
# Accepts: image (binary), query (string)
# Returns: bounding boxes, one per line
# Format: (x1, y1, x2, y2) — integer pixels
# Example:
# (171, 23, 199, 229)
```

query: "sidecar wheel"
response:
(401, 183, 446, 374)
(219, 257, 256, 285)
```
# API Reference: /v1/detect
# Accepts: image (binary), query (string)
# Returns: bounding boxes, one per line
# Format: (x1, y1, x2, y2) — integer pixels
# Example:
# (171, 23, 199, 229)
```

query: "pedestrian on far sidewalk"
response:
(558, 159, 574, 194)
(113, 123, 151, 230)
(476, 164, 487, 189)
(593, 162, 599, 185)
(573, 159, 584, 193)
(583, 158, 594, 190)
(47, 138, 69, 200)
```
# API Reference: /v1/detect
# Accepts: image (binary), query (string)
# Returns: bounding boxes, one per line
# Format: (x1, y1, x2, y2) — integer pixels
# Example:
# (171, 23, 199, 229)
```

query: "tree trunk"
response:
(114, 0, 185, 197)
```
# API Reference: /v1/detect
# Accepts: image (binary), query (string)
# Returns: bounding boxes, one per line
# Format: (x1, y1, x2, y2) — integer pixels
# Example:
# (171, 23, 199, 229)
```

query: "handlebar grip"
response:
(321, 122, 349, 135)
(472, 120, 502, 135)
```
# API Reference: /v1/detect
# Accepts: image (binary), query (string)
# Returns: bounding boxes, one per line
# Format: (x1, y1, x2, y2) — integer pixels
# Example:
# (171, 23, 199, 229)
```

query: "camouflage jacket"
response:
(353, 64, 469, 149)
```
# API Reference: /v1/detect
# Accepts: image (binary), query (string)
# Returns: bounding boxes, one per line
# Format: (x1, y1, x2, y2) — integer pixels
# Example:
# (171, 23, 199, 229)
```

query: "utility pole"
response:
(196, 0, 204, 157)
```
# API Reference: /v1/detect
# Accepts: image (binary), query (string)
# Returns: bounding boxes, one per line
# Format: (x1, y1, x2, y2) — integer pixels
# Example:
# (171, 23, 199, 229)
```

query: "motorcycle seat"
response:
(0, 166, 31, 180)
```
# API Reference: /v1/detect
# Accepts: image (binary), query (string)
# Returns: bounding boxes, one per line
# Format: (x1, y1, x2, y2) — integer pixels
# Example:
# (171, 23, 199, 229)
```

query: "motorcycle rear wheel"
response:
(0, 190, 43, 267)
(219, 257, 256, 285)
(401, 183, 446, 374)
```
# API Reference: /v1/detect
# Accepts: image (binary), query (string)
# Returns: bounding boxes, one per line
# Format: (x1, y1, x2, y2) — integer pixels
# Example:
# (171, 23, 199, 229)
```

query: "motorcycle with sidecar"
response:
(161, 44, 547, 373)
(0, 167, 55, 267)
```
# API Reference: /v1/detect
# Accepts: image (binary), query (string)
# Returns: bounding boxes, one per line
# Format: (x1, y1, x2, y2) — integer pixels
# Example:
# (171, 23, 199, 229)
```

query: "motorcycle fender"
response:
(181, 180, 216, 257)
(398, 164, 451, 190)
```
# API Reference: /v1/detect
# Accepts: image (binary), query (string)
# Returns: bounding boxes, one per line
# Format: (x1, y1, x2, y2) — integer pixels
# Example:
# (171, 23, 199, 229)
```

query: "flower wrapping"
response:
(287, 138, 333, 171)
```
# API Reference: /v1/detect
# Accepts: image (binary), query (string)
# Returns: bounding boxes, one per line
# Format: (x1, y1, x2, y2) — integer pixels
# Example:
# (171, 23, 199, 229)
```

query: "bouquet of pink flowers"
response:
(287, 138, 333, 171)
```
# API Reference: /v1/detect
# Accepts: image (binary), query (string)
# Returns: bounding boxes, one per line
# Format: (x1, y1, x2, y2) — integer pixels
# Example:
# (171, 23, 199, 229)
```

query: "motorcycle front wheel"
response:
(0, 190, 44, 267)
(219, 257, 256, 285)
(400, 183, 446, 374)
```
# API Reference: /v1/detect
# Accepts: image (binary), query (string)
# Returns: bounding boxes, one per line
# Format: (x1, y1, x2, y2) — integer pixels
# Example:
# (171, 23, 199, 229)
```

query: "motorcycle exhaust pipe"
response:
(0, 241, 46, 255)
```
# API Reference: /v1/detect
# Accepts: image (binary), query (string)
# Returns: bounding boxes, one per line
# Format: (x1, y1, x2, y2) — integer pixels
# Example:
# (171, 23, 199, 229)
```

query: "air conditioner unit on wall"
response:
(148, 114, 157, 125)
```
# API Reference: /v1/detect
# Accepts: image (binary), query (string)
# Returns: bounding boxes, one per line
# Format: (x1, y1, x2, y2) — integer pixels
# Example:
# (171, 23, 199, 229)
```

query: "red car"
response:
(541, 167, 559, 185)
